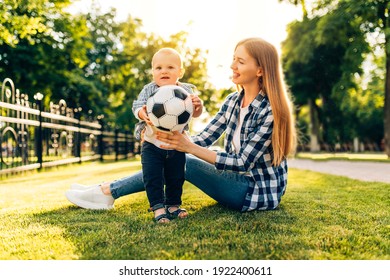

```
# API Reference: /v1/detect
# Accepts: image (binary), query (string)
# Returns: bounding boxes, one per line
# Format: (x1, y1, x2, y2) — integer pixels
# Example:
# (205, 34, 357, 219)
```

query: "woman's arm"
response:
(157, 131, 217, 164)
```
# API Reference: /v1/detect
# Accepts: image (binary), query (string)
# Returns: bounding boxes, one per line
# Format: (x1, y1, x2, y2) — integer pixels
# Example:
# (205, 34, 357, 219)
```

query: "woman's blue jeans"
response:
(110, 155, 250, 211)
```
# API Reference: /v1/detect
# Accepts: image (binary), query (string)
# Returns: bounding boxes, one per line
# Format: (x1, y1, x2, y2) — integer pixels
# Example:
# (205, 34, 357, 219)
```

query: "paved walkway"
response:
(288, 158, 390, 183)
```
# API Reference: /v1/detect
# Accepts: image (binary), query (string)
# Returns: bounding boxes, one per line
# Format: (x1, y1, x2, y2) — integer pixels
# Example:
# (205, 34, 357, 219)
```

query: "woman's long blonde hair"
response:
(236, 38, 296, 166)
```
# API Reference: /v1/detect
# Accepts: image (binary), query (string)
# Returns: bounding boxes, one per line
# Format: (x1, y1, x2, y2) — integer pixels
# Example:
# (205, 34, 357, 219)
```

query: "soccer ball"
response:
(146, 85, 193, 132)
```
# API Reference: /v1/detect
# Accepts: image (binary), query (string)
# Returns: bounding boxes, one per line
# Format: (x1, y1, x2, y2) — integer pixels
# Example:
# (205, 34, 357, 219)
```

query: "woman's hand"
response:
(156, 130, 192, 152)
(157, 130, 218, 164)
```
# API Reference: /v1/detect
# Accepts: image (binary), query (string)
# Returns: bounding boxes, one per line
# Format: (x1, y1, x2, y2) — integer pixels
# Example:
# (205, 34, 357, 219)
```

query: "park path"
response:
(288, 158, 390, 183)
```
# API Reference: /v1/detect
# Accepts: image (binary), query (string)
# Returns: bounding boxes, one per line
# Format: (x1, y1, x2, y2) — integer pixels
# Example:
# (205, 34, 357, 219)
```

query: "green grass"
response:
(0, 159, 389, 260)
(296, 152, 390, 162)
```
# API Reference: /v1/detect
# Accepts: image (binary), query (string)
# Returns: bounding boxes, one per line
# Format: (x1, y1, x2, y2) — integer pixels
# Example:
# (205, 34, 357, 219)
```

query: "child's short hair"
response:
(152, 48, 184, 68)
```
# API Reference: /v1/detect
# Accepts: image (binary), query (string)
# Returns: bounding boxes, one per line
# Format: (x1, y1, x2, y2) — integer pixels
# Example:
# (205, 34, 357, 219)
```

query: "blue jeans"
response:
(141, 141, 185, 209)
(110, 155, 250, 211)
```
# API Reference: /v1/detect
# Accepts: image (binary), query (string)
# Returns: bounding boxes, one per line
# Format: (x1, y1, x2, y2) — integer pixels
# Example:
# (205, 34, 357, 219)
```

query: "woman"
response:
(66, 37, 296, 212)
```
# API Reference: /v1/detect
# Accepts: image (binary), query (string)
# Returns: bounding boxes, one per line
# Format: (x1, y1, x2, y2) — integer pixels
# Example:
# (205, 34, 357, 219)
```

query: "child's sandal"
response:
(167, 206, 188, 219)
(153, 213, 171, 224)
(148, 206, 171, 224)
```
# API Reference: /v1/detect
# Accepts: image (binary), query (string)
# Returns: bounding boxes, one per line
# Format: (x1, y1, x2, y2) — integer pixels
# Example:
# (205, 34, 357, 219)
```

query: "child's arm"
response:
(132, 86, 149, 120)
(138, 105, 153, 125)
(191, 94, 203, 118)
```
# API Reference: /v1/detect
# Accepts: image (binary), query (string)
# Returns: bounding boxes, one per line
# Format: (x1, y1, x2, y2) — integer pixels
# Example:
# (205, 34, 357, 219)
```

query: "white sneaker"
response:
(70, 183, 100, 190)
(65, 188, 114, 210)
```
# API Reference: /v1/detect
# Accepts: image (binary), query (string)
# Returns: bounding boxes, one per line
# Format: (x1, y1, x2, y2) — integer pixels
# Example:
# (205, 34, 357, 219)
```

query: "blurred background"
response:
(0, 0, 389, 159)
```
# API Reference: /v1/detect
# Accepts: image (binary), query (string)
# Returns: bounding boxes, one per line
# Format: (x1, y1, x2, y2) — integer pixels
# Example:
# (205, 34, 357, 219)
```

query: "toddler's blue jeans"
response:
(141, 141, 185, 209)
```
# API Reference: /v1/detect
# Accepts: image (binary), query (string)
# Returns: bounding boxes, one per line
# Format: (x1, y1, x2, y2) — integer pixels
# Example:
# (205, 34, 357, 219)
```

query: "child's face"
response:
(152, 52, 183, 86)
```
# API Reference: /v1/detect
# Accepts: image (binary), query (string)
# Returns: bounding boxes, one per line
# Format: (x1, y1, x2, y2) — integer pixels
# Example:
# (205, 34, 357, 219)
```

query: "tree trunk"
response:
(309, 98, 320, 152)
(385, 9, 390, 158)
(385, 55, 390, 157)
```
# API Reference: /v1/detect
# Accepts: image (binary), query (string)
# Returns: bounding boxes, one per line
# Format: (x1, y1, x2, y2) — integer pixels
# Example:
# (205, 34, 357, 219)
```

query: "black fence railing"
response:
(0, 78, 139, 176)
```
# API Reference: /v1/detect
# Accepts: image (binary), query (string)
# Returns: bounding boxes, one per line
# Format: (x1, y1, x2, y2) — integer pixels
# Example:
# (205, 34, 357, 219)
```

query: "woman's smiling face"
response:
(230, 45, 262, 87)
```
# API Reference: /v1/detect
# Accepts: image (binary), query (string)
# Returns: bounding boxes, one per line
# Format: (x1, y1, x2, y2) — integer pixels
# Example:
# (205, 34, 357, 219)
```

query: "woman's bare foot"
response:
(100, 182, 112, 195)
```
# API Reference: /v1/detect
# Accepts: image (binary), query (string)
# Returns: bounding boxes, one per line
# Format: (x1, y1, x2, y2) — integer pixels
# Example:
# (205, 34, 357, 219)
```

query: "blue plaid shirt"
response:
(191, 90, 288, 212)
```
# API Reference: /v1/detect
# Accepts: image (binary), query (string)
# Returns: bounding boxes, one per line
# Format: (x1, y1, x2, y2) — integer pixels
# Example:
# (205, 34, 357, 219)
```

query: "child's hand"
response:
(191, 94, 203, 118)
(138, 105, 153, 126)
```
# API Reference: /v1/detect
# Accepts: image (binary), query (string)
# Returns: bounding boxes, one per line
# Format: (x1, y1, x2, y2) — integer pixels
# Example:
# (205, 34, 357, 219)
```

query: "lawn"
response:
(0, 159, 389, 260)
(296, 152, 390, 162)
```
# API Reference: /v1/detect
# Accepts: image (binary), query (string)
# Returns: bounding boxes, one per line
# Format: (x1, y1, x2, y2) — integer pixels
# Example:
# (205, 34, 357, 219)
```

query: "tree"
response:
(0, 1, 217, 133)
(348, 62, 385, 149)
(346, 0, 390, 156)
(282, 0, 389, 156)
(0, 0, 71, 46)
(91, 16, 216, 131)
(0, 0, 96, 113)
(74, 6, 121, 118)
(282, 18, 322, 151)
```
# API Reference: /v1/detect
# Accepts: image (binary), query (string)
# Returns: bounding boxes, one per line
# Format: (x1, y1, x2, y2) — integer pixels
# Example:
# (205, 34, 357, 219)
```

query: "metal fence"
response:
(0, 78, 139, 176)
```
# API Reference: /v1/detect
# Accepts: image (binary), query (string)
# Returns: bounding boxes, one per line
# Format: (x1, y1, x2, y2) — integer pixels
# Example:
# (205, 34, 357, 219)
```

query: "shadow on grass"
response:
(29, 201, 300, 260)
(23, 169, 390, 260)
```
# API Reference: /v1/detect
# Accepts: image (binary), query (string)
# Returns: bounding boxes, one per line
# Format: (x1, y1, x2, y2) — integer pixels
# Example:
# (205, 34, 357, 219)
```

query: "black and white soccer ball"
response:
(146, 85, 193, 132)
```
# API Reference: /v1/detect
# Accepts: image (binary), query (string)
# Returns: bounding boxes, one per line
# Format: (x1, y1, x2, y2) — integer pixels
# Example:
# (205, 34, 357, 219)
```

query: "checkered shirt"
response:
(191, 90, 288, 212)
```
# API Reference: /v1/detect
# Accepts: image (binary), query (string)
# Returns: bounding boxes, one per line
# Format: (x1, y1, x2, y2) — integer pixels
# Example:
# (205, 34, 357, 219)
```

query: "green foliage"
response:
(0, 1, 220, 132)
(282, 18, 321, 105)
(0, 0, 72, 46)
(282, 0, 384, 148)
(0, 160, 389, 259)
(348, 55, 385, 143)
(0, 0, 95, 111)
